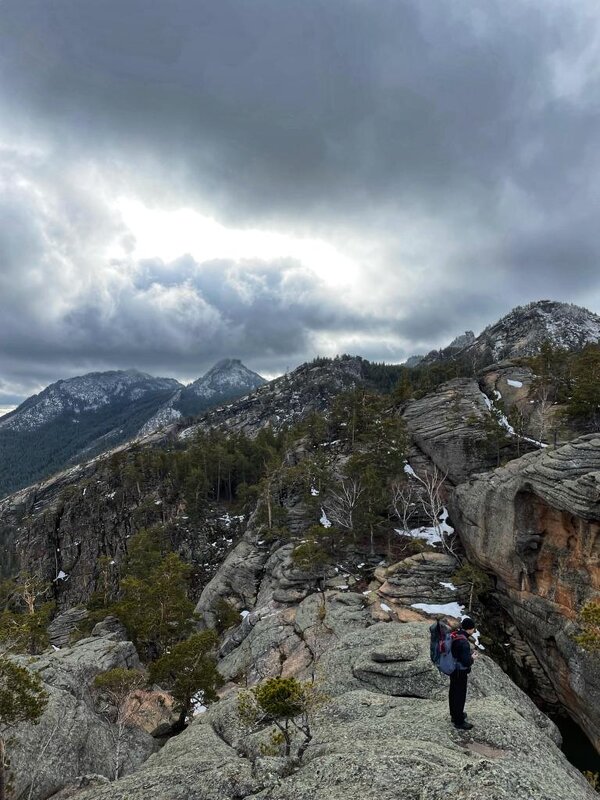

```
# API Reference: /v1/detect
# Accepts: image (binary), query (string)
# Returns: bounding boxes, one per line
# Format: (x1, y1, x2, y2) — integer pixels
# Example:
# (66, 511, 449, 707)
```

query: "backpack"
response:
(429, 620, 468, 675)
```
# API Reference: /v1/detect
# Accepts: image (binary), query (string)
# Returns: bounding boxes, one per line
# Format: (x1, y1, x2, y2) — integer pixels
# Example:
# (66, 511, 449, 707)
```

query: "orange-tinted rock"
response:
(452, 434, 600, 750)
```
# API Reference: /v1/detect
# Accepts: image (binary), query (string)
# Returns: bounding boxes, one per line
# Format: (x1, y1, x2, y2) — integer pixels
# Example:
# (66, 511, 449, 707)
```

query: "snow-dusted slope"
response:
(181, 355, 366, 439)
(139, 359, 267, 435)
(185, 358, 266, 402)
(0, 370, 183, 498)
(0, 370, 182, 433)
(422, 300, 600, 367)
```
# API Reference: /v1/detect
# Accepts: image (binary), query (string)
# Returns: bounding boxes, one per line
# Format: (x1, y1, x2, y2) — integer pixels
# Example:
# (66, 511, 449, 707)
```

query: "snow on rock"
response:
(396, 525, 441, 545)
(507, 379, 523, 388)
(320, 508, 332, 528)
(482, 391, 547, 448)
(411, 601, 465, 618)
(55, 570, 68, 581)
(403, 462, 417, 478)
(439, 581, 457, 591)
(380, 603, 392, 612)
(397, 506, 454, 545)
(311, 487, 320, 496)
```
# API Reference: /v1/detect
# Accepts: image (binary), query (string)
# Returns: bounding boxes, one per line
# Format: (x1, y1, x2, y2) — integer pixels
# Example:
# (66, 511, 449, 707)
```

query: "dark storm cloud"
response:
(0, 0, 572, 224)
(1, 0, 600, 397)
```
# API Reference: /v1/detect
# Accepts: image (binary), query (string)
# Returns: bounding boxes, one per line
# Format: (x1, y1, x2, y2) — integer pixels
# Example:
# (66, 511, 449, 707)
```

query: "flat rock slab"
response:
(74, 623, 595, 800)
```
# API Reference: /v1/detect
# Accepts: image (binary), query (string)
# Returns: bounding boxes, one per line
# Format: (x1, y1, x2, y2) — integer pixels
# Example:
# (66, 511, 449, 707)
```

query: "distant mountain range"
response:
(3, 298, 600, 500)
(0, 359, 266, 498)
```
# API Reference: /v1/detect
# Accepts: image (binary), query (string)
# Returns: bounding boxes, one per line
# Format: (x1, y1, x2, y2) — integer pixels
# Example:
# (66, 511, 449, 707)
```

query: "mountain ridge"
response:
(0, 359, 266, 498)
(418, 300, 600, 368)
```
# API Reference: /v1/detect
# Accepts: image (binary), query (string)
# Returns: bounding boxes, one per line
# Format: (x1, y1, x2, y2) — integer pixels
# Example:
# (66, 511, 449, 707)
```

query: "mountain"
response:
(421, 300, 600, 367)
(0, 370, 182, 498)
(136, 359, 267, 436)
(1, 346, 598, 797)
(180, 355, 367, 439)
(0, 360, 267, 498)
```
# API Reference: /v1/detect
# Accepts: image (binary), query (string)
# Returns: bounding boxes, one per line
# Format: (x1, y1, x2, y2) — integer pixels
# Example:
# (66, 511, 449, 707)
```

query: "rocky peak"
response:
(423, 300, 600, 368)
(181, 354, 367, 439)
(448, 330, 475, 349)
(186, 358, 266, 399)
(481, 300, 600, 360)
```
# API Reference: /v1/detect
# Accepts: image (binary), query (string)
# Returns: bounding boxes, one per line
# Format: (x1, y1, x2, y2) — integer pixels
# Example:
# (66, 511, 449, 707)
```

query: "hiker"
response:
(448, 616, 478, 730)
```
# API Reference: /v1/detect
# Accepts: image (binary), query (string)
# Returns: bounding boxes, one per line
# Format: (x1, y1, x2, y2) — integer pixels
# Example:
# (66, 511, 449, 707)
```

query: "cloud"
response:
(1, 1, 600, 396)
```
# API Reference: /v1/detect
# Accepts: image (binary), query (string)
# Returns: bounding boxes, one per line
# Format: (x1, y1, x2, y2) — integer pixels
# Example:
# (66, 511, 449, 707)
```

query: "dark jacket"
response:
(451, 628, 474, 672)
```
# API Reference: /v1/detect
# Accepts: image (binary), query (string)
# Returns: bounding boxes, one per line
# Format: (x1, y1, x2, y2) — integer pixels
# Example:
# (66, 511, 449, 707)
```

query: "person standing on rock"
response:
(449, 616, 478, 730)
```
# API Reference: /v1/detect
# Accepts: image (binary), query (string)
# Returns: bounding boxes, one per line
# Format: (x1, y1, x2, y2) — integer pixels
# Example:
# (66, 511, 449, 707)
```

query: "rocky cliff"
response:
(402, 378, 498, 483)
(452, 434, 600, 749)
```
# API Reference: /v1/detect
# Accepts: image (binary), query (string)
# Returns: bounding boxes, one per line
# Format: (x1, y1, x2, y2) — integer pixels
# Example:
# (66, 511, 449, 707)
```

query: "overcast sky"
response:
(1, 1, 600, 403)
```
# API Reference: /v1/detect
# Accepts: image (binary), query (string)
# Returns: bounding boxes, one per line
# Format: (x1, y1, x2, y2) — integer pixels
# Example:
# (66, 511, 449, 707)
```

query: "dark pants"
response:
(449, 669, 469, 724)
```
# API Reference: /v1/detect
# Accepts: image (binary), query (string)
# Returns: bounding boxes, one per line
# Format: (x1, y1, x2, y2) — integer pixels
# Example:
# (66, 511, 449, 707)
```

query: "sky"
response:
(1, 1, 600, 405)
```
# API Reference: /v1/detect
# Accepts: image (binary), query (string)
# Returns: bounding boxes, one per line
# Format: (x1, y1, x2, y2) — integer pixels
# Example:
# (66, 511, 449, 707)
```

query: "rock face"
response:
(402, 378, 497, 482)
(75, 622, 595, 800)
(8, 626, 157, 800)
(47, 607, 90, 648)
(452, 434, 600, 749)
(376, 552, 460, 607)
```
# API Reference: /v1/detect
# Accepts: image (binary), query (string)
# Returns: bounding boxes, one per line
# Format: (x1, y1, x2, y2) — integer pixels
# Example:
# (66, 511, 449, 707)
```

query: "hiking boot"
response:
(454, 721, 474, 730)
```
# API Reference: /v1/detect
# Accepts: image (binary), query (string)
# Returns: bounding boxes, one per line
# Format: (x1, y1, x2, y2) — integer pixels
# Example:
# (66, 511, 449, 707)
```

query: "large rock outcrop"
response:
(402, 378, 498, 483)
(452, 434, 600, 749)
(74, 622, 595, 800)
(8, 625, 158, 800)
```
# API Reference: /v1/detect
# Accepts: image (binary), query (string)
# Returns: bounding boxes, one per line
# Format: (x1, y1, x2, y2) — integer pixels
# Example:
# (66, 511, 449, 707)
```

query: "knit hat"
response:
(461, 617, 476, 631)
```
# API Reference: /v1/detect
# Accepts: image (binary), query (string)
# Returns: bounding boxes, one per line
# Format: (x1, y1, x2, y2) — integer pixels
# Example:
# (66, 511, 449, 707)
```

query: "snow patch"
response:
(320, 508, 332, 528)
(397, 506, 454, 545)
(439, 581, 457, 591)
(403, 462, 417, 478)
(411, 601, 465, 618)
(380, 603, 392, 612)
(507, 379, 523, 388)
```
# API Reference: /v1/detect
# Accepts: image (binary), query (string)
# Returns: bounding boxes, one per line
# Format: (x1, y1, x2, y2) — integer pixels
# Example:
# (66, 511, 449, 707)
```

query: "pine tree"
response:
(0, 659, 48, 800)
(148, 631, 222, 731)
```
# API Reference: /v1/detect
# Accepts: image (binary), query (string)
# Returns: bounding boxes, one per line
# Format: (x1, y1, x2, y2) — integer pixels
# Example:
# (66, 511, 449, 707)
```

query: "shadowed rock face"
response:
(452, 434, 600, 749)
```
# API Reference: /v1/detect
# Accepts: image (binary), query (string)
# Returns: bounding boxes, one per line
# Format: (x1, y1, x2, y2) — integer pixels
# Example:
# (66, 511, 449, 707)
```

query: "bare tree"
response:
(93, 669, 147, 780)
(404, 466, 458, 558)
(323, 479, 364, 543)
(534, 384, 553, 444)
(15, 574, 49, 616)
(390, 480, 419, 533)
